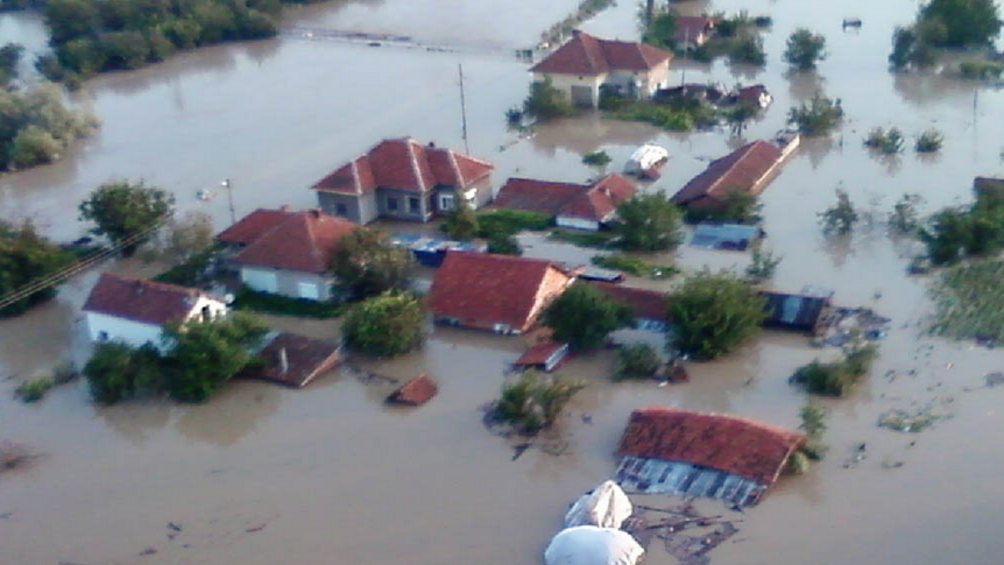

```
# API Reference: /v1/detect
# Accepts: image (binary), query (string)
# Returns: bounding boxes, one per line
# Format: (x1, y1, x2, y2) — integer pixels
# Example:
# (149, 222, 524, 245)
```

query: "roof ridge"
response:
(100, 272, 204, 297)
(707, 141, 761, 195)
(446, 149, 464, 186)
(406, 139, 427, 192)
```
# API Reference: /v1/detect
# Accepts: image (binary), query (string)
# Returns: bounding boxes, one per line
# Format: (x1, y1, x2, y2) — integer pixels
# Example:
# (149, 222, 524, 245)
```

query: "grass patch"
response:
(591, 254, 676, 279)
(477, 209, 552, 239)
(232, 286, 345, 319)
(789, 343, 878, 397)
(929, 260, 1004, 340)
(15, 375, 54, 403)
(549, 229, 617, 249)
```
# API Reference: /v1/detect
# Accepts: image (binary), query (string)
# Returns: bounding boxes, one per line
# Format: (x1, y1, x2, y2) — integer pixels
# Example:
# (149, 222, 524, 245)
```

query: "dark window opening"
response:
(409, 197, 421, 214)
(335, 203, 348, 216)
(387, 197, 398, 211)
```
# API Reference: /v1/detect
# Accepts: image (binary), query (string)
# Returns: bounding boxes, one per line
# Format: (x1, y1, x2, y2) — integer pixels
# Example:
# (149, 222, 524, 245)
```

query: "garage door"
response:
(242, 268, 278, 293)
(297, 282, 320, 300)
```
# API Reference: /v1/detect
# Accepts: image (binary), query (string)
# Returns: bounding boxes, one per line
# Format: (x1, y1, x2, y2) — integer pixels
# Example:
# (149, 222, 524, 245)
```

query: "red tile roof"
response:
(514, 341, 569, 368)
(590, 282, 667, 321)
(215, 208, 291, 246)
(494, 174, 637, 222)
(386, 374, 439, 406)
(239, 332, 340, 388)
(311, 138, 494, 195)
(673, 16, 715, 44)
(429, 252, 575, 331)
(617, 407, 806, 485)
(671, 141, 782, 207)
(531, 31, 672, 75)
(223, 208, 358, 274)
(83, 273, 220, 326)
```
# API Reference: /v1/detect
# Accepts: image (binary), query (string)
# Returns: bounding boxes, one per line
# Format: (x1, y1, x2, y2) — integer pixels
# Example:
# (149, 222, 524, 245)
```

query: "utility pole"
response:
(221, 178, 236, 225)
(680, 28, 689, 87)
(458, 63, 470, 155)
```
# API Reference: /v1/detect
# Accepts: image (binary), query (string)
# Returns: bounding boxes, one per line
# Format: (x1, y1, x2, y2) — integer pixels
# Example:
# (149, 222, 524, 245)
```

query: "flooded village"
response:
(3, 0, 1004, 564)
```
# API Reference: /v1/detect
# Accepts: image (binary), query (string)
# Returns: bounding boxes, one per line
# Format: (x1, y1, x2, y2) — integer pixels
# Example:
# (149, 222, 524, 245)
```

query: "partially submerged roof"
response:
(616, 406, 805, 485)
(531, 30, 671, 75)
(591, 282, 667, 322)
(311, 137, 494, 195)
(514, 341, 570, 370)
(221, 208, 358, 274)
(386, 374, 439, 406)
(760, 290, 832, 332)
(673, 16, 715, 43)
(689, 223, 760, 251)
(239, 332, 340, 388)
(494, 174, 637, 223)
(671, 141, 782, 207)
(83, 273, 221, 326)
(429, 251, 575, 330)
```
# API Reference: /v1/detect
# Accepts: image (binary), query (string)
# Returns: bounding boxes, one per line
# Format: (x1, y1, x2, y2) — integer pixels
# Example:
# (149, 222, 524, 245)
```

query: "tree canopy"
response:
(79, 180, 175, 254)
(919, 0, 1002, 46)
(542, 282, 635, 350)
(341, 291, 425, 357)
(612, 193, 684, 251)
(666, 269, 766, 360)
(788, 93, 844, 136)
(783, 28, 827, 71)
(0, 219, 74, 316)
(0, 82, 97, 171)
(442, 198, 479, 241)
(331, 228, 415, 301)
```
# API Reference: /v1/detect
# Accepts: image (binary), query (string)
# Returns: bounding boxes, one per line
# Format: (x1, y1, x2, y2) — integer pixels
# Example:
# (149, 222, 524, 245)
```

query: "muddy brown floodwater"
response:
(3, 0, 1004, 563)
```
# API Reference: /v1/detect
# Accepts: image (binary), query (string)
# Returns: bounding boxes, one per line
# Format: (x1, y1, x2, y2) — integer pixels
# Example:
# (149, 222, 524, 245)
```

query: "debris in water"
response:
(985, 372, 1004, 387)
(139, 547, 157, 556)
(0, 441, 37, 473)
(878, 407, 947, 433)
(624, 501, 742, 565)
(167, 522, 182, 532)
(245, 523, 267, 533)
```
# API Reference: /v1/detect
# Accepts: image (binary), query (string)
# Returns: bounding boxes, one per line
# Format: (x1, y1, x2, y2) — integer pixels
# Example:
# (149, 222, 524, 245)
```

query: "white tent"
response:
(564, 480, 633, 529)
(544, 526, 644, 565)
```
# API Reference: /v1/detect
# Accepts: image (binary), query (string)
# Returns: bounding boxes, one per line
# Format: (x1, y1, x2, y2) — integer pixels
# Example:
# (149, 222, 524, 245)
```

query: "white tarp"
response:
(564, 480, 633, 529)
(544, 526, 644, 565)
(623, 144, 669, 174)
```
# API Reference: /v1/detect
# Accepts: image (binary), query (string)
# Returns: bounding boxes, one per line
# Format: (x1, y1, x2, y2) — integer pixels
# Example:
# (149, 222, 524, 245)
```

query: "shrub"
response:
(83, 342, 162, 404)
(493, 370, 585, 434)
(78, 180, 176, 254)
(920, 187, 1004, 264)
(959, 59, 1004, 79)
(915, 129, 944, 152)
(612, 102, 694, 131)
(598, 85, 629, 111)
(728, 34, 766, 66)
(864, 126, 904, 154)
(783, 28, 827, 71)
(685, 190, 762, 224)
(9, 126, 62, 169)
(582, 150, 612, 167)
(486, 234, 522, 255)
(790, 343, 877, 396)
(442, 198, 479, 241)
(477, 209, 552, 239)
(788, 93, 844, 136)
(15, 375, 54, 402)
(543, 282, 635, 350)
(819, 189, 858, 235)
(745, 248, 781, 282)
(613, 343, 661, 381)
(505, 106, 522, 125)
(342, 291, 424, 358)
(591, 254, 676, 279)
(549, 228, 617, 248)
(232, 286, 345, 319)
(889, 193, 924, 234)
(523, 77, 574, 120)
(613, 194, 684, 251)
(667, 269, 766, 360)
(331, 229, 415, 301)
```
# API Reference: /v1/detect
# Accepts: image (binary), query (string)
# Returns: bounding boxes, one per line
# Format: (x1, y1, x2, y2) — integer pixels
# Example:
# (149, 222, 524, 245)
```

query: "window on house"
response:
(335, 203, 348, 216)
(387, 197, 398, 211)
(439, 193, 455, 211)
(98, 331, 109, 341)
(409, 197, 421, 214)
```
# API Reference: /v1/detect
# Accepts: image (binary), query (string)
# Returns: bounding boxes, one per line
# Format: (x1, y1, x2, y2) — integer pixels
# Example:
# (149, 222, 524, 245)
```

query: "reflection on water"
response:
(174, 382, 282, 447)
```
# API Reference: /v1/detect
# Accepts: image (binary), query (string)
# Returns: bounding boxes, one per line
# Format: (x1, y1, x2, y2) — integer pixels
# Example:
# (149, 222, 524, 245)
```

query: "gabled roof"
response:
(429, 252, 574, 330)
(386, 374, 439, 406)
(531, 30, 672, 75)
(239, 332, 340, 388)
(494, 174, 637, 222)
(514, 341, 569, 368)
(671, 140, 782, 206)
(673, 16, 715, 43)
(590, 282, 667, 321)
(216, 207, 293, 246)
(311, 138, 494, 195)
(83, 273, 220, 326)
(617, 406, 806, 485)
(221, 208, 358, 274)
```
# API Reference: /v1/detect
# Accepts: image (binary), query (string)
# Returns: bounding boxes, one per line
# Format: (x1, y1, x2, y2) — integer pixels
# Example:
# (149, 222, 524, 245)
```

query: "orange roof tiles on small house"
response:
(219, 208, 358, 274)
(670, 140, 783, 212)
(531, 31, 671, 75)
(83, 273, 222, 327)
(429, 252, 579, 334)
(590, 282, 668, 325)
(239, 332, 341, 388)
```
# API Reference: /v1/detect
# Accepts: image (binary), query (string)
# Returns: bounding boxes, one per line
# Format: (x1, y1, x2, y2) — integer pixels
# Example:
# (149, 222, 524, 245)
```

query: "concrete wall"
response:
(556, 215, 601, 231)
(377, 188, 432, 222)
(317, 191, 378, 225)
(533, 72, 606, 108)
(241, 266, 335, 301)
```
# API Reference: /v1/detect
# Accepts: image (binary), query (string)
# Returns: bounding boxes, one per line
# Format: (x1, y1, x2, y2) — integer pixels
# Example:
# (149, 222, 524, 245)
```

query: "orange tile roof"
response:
(671, 141, 781, 207)
(224, 208, 358, 274)
(494, 174, 637, 222)
(429, 252, 574, 331)
(590, 282, 667, 321)
(83, 273, 219, 326)
(531, 31, 672, 75)
(239, 332, 341, 388)
(559, 174, 637, 222)
(311, 138, 493, 195)
(617, 406, 806, 485)
(386, 374, 439, 406)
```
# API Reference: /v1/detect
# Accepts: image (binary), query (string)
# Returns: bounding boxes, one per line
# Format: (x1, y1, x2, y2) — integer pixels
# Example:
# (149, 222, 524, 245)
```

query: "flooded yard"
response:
(3, 0, 1004, 563)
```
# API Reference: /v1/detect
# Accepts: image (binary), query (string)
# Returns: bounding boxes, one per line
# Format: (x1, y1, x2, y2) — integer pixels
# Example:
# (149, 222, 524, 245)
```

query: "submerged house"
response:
(590, 282, 668, 332)
(530, 30, 672, 107)
(615, 407, 806, 508)
(429, 251, 579, 334)
(760, 289, 833, 334)
(83, 273, 227, 351)
(238, 332, 341, 388)
(513, 341, 571, 372)
(311, 137, 494, 224)
(216, 208, 357, 301)
(735, 84, 773, 109)
(670, 139, 789, 213)
(494, 174, 637, 231)
(673, 16, 716, 50)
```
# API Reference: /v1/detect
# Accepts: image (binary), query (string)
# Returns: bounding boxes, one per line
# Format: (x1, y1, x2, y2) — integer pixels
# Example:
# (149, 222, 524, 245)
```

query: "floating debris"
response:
(624, 502, 742, 565)
(878, 407, 948, 433)
(985, 372, 1004, 387)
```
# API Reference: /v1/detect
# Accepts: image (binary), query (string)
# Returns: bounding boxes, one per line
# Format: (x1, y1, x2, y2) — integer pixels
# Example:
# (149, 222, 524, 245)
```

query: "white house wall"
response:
(533, 72, 606, 107)
(556, 216, 601, 231)
(86, 312, 166, 350)
(240, 266, 335, 301)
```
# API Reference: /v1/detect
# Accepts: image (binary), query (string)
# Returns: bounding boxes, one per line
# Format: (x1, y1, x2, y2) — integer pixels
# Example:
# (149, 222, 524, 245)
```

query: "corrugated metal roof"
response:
(760, 291, 832, 332)
(615, 456, 765, 508)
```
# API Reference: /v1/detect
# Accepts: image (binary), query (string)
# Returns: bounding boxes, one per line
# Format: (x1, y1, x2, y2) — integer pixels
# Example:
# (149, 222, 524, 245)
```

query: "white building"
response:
(83, 273, 228, 351)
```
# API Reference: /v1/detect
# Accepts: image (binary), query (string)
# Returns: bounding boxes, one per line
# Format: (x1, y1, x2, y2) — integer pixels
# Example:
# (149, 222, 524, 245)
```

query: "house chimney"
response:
(278, 347, 289, 375)
(428, 141, 436, 148)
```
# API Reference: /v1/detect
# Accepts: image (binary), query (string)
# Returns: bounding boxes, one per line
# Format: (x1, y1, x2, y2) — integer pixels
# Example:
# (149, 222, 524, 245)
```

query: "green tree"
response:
(162, 312, 268, 402)
(919, 0, 1002, 46)
(783, 28, 827, 71)
(523, 77, 573, 120)
(493, 370, 584, 434)
(83, 341, 162, 404)
(819, 189, 859, 235)
(613, 193, 684, 251)
(331, 228, 415, 301)
(44, 0, 100, 44)
(729, 34, 766, 66)
(788, 92, 844, 136)
(0, 43, 24, 87)
(79, 180, 175, 254)
(341, 291, 425, 357)
(666, 269, 766, 360)
(642, 11, 676, 49)
(442, 198, 479, 241)
(0, 219, 74, 316)
(542, 282, 635, 350)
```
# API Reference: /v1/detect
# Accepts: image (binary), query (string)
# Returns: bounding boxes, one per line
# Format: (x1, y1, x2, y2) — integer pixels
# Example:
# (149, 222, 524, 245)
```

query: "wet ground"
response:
(3, 0, 1004, 563)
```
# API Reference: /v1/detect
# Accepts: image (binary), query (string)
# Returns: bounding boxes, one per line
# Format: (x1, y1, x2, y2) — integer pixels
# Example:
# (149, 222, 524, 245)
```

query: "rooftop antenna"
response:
(458, 63, 470, 155)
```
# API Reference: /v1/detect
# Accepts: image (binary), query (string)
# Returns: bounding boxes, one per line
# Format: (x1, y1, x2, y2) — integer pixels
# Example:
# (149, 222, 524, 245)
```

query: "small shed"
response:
(386, 374, 439, 406)
(239, 332, 341, 388)
(760, 289, 834, 333)
(513, 342, 570, 373)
